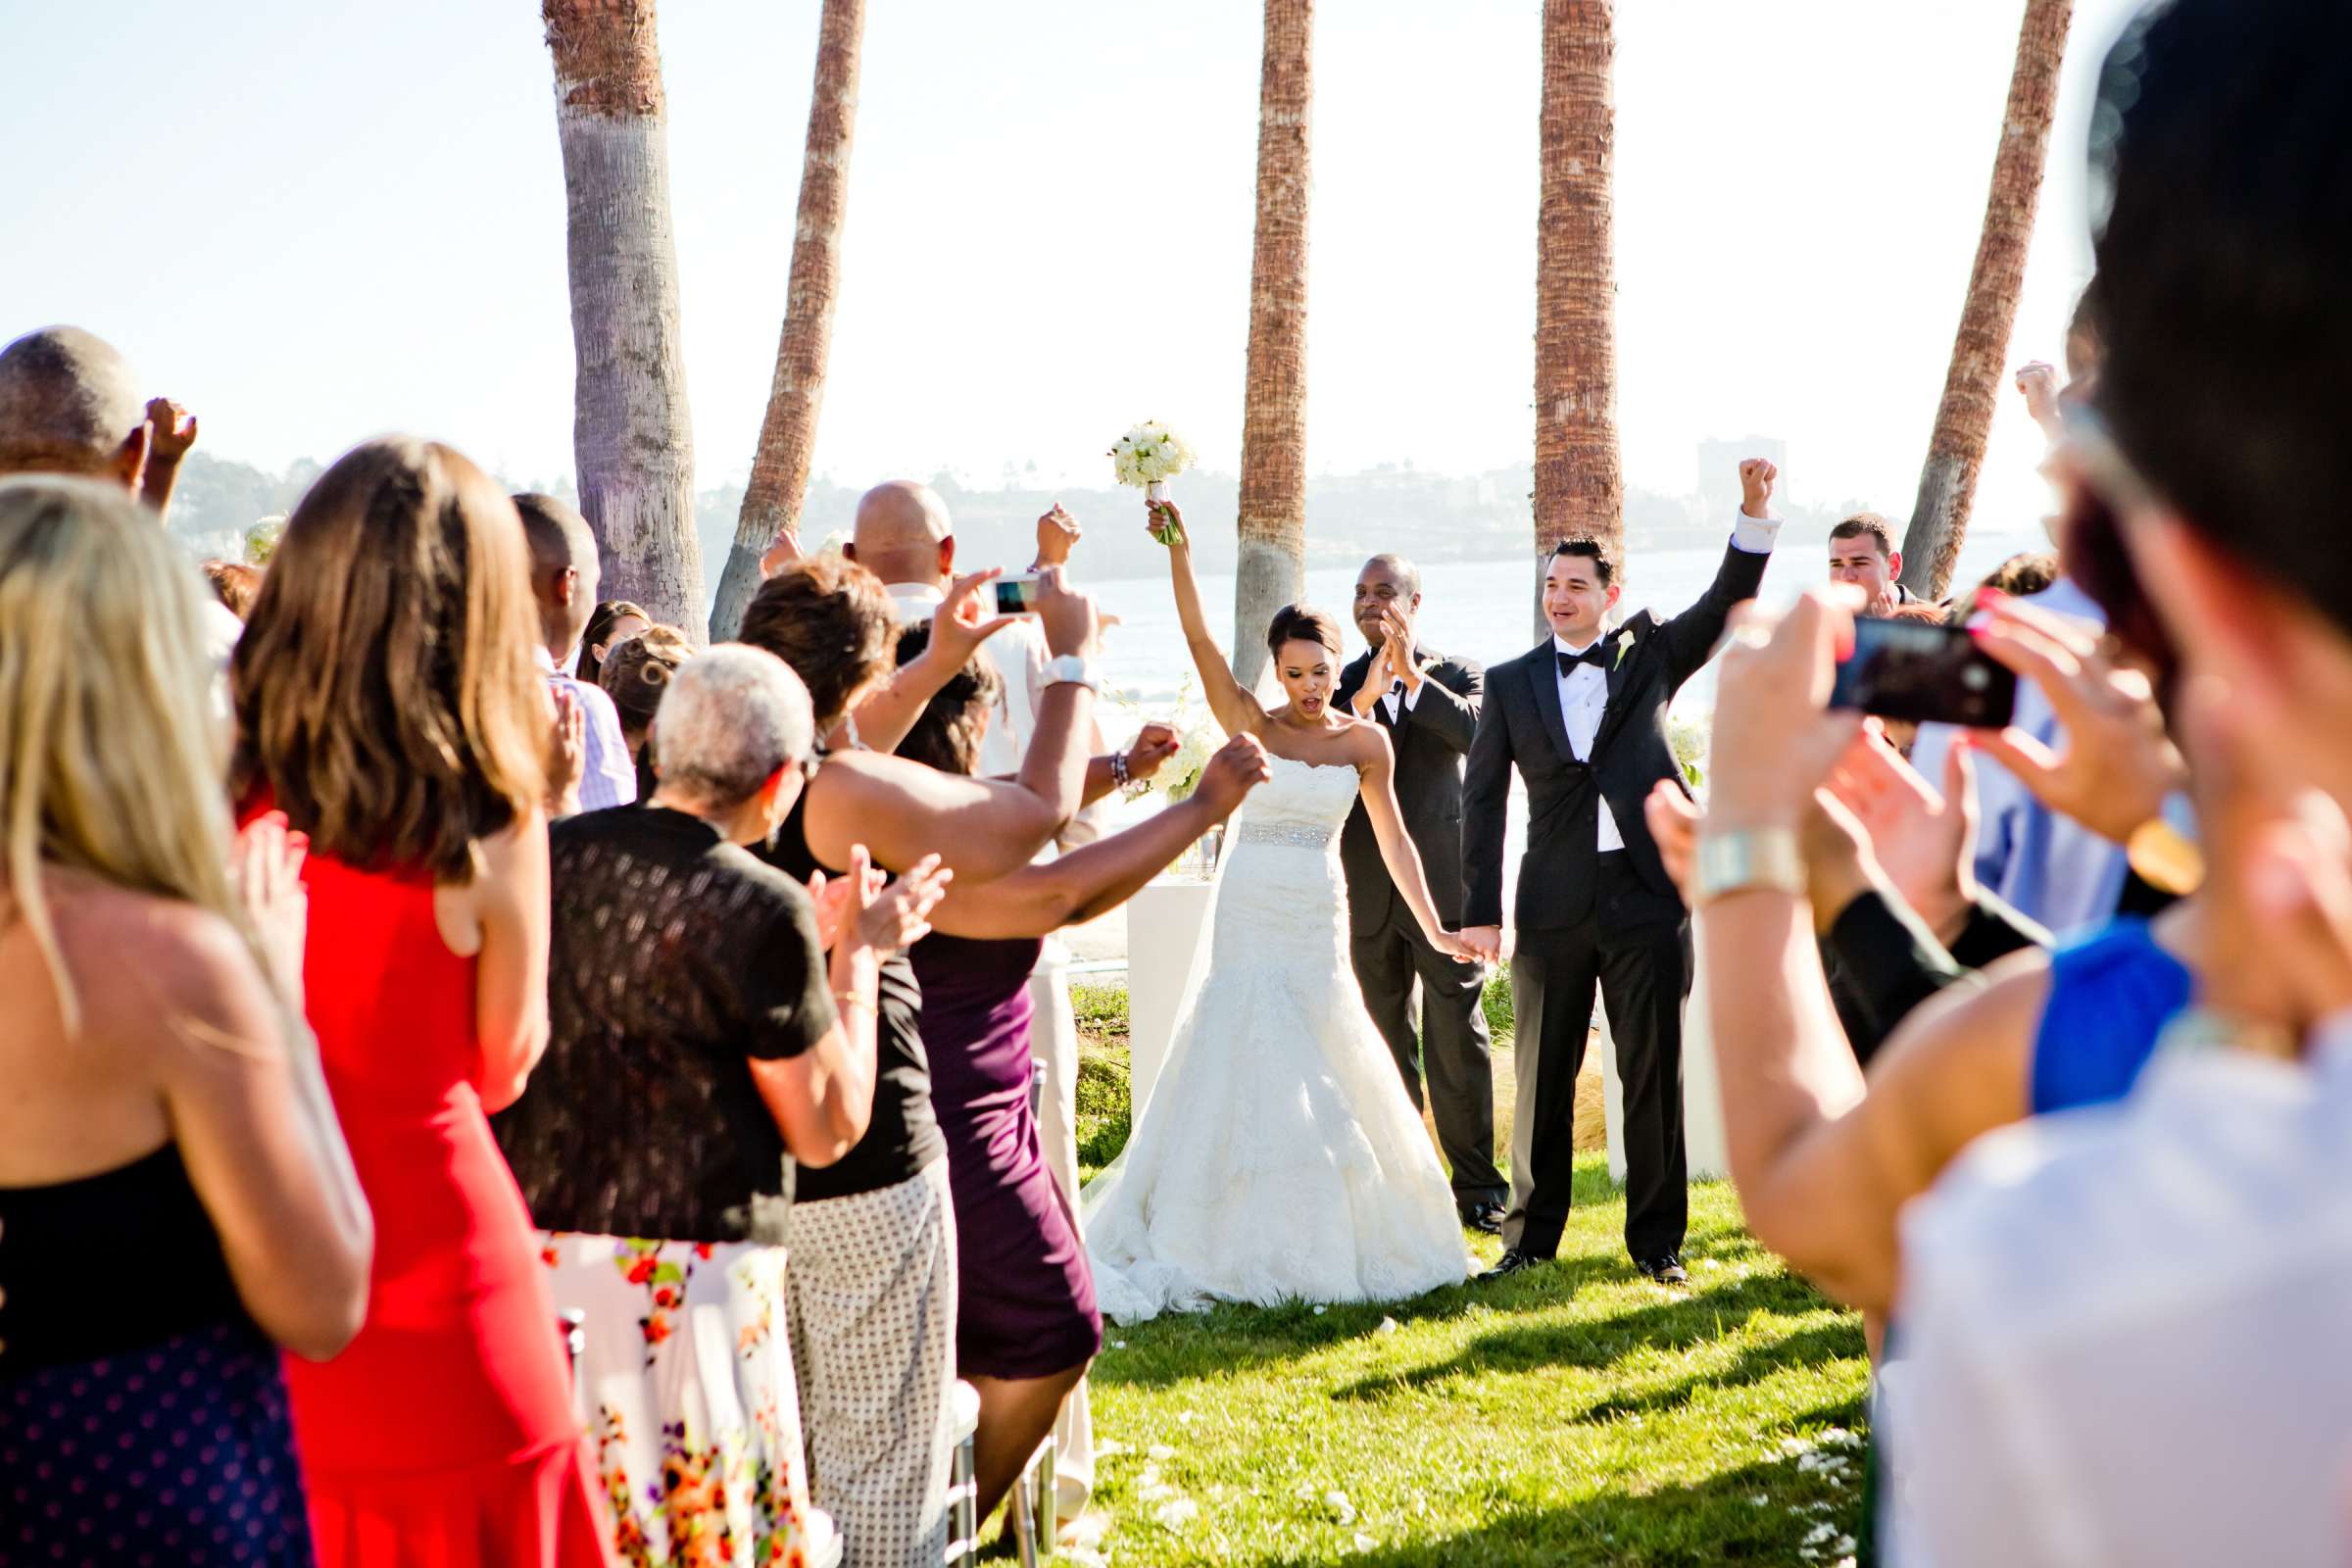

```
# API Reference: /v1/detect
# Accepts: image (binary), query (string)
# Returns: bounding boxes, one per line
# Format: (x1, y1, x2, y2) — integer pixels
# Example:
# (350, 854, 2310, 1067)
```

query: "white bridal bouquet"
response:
(1109, 419, 1197, 545)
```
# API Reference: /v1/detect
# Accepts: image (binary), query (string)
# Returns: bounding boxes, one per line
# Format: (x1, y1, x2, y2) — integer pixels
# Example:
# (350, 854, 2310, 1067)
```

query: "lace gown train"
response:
(1083, 755, 1472, 1322)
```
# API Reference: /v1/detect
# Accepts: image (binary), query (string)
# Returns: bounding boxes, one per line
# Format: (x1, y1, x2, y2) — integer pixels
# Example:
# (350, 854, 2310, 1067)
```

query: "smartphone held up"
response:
(995, 573, 1042, 616)
(1830, 615, 2016, 728)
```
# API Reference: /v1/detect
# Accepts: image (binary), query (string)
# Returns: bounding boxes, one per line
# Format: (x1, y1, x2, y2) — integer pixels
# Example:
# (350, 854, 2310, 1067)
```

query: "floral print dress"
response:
(541, 1234, 835, 1568)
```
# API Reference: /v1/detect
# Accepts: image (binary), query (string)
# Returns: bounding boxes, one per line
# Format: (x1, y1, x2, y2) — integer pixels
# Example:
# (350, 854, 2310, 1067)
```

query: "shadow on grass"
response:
(1331, 1267, 1851, 1404)
(1570, 1321, 1863, 1424)
(1257, 1452, 1872, 1568)
(1086, 1166, 1828, 1396)
(1090, 1274, 1536, 1392)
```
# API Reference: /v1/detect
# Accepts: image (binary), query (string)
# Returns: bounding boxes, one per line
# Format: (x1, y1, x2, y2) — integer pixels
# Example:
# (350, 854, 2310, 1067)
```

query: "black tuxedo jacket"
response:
(1461, 541, 1771, 931)
(1334, 646, 1482, 932)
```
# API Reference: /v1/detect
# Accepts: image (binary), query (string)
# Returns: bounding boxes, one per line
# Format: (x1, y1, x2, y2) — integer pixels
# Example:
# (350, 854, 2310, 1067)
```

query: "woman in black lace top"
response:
(495, 644, 947, 1566)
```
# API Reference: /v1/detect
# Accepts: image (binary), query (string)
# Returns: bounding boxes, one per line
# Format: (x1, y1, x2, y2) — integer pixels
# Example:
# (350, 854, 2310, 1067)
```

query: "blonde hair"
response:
(0, 476, 251, 1032)
(231, 438, 550, 882)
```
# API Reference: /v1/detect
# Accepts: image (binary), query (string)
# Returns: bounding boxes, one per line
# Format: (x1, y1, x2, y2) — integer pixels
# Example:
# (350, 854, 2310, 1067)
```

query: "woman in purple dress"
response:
(889, 625, 1270, 1524)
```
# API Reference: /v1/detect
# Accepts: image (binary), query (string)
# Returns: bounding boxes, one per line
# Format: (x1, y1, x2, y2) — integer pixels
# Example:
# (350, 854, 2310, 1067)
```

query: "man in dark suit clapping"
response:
(1460, 461, 1784, 1285)
(1334, 555, 1509, 1234)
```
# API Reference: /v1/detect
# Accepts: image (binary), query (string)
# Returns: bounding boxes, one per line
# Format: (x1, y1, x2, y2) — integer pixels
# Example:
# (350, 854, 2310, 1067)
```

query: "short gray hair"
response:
(652, 645, 816, 808)
(0, 327, 144, 477)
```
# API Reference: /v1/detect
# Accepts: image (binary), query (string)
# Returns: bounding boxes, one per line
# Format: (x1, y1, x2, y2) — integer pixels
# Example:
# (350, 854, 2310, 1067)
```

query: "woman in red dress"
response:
(231, 438, 609, 1567)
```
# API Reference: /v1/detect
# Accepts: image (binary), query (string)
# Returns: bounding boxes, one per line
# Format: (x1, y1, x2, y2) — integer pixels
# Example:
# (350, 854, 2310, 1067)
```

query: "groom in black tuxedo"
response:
(1333, 555, 1509, 1233)
(1460, 460, 1783, 1284)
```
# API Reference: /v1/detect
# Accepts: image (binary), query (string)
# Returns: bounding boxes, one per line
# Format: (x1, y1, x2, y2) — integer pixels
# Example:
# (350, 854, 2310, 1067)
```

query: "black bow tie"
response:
(1557, 643, 1607, 675)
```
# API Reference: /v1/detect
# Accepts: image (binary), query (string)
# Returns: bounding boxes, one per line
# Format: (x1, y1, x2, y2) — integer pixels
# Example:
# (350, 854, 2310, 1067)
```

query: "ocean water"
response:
(1086, 524, 2049, 714)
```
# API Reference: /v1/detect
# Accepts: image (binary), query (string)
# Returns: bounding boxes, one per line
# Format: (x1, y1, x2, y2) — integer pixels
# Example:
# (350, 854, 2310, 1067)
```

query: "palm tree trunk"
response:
(1534, 0, 1623, 639)
(1898, 0, 2073, 602)
(1233, 0, 1313, 695)
(545, 0, 703, 636)
(709, 0, 865, 641)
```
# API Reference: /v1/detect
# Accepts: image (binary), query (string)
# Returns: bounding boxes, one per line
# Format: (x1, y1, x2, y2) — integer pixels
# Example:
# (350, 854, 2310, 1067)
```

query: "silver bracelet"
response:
(1110, 752, 1130, 788)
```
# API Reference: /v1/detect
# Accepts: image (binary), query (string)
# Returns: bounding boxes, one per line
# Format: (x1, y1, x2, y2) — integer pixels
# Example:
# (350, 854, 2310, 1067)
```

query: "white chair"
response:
(942, 1382, 1056, 1566)
(945, 1381, 983, 1563)
(1007, 1437, 1056, 1566)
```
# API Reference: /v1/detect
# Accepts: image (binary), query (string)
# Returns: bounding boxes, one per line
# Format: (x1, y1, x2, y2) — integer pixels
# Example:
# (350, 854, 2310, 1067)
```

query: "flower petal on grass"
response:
(1153, 1496, 1200, 1531)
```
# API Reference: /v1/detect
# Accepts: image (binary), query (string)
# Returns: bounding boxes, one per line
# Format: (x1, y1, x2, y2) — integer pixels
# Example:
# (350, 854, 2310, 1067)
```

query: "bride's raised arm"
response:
(1154, 500, 1263, 740)
(1352, 727, 1479, 963)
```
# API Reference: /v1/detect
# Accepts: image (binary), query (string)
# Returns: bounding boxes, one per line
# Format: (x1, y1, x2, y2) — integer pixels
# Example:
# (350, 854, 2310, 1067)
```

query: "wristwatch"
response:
(1042, 654, 1100, 694)
(1692, 828, 1807, 906)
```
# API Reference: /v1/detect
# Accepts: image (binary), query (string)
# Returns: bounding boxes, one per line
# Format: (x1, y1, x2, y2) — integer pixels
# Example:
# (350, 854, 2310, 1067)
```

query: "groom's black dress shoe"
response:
(1476, 1249, 1548, 1283)
(1637, 1253, 1690, 1287)
(1459, 1201, 1505, 1236)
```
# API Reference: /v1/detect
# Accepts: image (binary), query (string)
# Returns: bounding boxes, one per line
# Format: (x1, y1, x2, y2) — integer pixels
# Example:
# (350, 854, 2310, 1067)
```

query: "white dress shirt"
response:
(1885, 1022, 2352, 1567)
(1550, 633, 1626, 853)
(200, 596, 243, 727)
(885, 581, 1051, 781)
(538, 645, 637, 811)
(1376, 671, 1424, 723)
(1546, 512, 1784, 854)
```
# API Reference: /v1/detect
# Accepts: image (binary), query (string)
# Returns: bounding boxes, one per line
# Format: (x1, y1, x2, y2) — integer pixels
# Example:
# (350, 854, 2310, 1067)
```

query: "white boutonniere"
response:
(1613, 628, 1637, 669)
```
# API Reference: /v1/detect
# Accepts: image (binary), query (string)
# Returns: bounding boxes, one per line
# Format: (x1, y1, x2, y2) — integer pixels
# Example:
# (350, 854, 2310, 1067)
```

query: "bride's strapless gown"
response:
(1083, 753, 1472, 1322)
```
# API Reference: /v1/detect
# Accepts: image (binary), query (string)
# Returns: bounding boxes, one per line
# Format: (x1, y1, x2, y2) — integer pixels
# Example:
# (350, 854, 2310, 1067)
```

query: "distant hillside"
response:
(695, 464, 1749, 589)
(170, 452, 1867, 601)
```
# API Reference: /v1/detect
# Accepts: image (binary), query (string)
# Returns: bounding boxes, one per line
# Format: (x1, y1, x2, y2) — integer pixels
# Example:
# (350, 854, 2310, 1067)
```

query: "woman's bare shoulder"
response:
(30, 875, 266, 1049)
(1327, 713, 1390, 764)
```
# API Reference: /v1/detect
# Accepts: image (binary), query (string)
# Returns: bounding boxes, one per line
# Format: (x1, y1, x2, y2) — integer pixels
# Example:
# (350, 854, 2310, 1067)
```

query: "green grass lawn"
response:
(1064, 983, 1871, 1567)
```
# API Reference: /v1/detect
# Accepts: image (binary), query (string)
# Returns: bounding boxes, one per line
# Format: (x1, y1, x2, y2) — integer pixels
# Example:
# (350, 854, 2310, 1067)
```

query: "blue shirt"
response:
(1910, 577, 2128, 938)
(2028, 918, 2193, 1114)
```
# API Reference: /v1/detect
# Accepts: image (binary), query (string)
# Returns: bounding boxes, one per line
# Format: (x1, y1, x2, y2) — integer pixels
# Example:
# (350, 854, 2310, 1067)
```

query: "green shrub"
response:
(1069, 981, 1129, 1045)
(1482, 968, 1514, 1041)
(1071, 982, 1134, 1179)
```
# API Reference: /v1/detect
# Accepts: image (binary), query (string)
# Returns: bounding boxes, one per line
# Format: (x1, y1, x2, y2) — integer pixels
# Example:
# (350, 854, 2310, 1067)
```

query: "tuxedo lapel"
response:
(1592, 621, 1644, 758)
(1528, 647, 1576, 764)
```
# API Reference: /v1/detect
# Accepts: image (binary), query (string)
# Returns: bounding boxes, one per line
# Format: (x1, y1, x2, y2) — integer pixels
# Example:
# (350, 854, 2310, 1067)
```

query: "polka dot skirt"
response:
(1, 1318, 315, 1566)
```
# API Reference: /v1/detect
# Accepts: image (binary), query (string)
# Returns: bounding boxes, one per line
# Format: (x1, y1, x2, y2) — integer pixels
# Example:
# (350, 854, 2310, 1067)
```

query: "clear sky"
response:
(4, 0, 2142, 526)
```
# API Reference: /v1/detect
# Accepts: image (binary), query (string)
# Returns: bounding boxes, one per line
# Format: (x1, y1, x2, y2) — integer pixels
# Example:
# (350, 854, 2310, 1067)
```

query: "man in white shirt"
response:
(1460, 460, 1783, 1284)
(514, 493, 637, 812)
(848, 480, 1054, 774)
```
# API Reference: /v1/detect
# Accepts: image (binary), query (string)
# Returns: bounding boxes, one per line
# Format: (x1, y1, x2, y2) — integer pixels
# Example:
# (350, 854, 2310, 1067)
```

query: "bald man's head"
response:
(514, 491, 604, 659)
(847, 479, 956, 589)
(0, 327, 149, 488)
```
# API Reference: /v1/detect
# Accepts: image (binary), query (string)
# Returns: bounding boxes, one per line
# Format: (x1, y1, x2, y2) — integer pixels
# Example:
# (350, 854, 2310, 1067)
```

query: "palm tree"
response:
(1233, 0, 1314, 693)
(709, 0, 866, 641)
(544, 0, 703, 635)
(1534, 0, 1623, 638)
(1898, 0, 2073, 601)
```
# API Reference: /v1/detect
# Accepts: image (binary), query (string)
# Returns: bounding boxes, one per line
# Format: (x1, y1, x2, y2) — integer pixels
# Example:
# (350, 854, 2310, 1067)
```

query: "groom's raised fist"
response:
(1739, 459, 1779, 518)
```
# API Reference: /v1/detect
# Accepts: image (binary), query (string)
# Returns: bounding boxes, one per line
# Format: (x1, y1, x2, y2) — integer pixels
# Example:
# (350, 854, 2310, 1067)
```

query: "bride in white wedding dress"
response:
(1083, 500, 1477, 1322)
